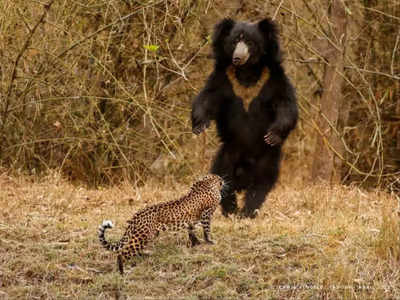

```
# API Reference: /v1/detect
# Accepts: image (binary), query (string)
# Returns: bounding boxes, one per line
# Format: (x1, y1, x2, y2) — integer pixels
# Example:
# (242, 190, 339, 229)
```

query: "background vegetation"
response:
(1, 1, 400, 299)
(1, 0, 398, 188)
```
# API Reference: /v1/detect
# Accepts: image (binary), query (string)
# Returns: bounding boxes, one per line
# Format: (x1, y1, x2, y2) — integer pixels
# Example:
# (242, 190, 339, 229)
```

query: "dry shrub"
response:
(1, 0, 215, 185)
(0, 0, 399, 188)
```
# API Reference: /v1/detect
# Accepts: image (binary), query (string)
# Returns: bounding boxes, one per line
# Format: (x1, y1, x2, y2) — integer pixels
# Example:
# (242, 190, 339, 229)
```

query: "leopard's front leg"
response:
(200, 208, 216, 244)
(188, 224, 201, 247)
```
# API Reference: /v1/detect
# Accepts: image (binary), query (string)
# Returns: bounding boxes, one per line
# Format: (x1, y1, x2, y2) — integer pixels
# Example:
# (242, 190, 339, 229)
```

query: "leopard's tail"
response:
(98, 220, 122, 252)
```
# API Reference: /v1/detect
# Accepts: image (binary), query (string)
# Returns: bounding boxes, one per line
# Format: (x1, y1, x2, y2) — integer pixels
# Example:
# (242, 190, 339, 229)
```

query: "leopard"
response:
(98, 174, 224, 274)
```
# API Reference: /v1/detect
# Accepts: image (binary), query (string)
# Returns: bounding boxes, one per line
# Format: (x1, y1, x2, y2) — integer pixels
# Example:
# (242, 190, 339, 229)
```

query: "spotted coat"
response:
(98, 174, 224, 274)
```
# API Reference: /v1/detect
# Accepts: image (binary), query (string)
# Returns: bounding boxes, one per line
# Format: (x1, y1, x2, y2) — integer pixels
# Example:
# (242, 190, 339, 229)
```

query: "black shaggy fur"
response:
(191, 18, 298, 218)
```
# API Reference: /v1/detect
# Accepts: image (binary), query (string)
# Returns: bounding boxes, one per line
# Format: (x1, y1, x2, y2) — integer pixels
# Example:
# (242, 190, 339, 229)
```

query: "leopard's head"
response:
(192, 174, 224, 198)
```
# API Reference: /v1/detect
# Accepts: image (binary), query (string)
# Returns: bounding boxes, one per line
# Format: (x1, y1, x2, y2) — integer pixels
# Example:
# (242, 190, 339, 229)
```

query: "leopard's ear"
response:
(200, 174, 213, 185)
(212, 18, 235, 47)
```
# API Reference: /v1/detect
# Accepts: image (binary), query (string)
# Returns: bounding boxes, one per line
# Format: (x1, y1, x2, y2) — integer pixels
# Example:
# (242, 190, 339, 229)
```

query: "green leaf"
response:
(143, 44, 159, 52)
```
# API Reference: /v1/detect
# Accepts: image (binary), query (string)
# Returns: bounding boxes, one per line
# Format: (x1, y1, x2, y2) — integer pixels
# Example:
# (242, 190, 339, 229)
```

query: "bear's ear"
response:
(258, 18, 278, 41)
(258, 18, 281, 63)
(212, 18, 235, 46)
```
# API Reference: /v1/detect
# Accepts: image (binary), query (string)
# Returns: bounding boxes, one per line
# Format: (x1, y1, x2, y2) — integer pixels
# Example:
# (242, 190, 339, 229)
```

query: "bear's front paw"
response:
(192, 119, 210, 135)
(264, 131, 282, 146)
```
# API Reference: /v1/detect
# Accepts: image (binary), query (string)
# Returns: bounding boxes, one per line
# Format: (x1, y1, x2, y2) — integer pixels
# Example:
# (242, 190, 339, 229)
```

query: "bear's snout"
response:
(232, 41, 249, 65)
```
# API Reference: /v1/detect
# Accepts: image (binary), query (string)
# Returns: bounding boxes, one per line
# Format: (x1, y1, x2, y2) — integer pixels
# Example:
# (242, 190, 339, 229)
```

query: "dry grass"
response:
(0, 173, 399, 299)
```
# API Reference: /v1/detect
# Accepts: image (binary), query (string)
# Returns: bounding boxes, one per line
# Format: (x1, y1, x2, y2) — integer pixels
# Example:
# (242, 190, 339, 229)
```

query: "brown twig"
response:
(55, 1, 164, 60)
(0, 0, 56, 139)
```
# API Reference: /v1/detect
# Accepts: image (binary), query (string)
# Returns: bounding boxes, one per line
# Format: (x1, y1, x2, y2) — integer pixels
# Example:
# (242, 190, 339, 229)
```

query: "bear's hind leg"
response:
(241, 153, 280, 218)
(242, 185, 271, 218)
(220, 188, 238, 216)
(211, 146, 239, 216)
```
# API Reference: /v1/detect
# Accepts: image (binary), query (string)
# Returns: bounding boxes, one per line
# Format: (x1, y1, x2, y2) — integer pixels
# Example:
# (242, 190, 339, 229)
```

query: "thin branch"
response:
(391, 29, 400, 76)
(344, 66, 400, 80)
(1, 0, 56, 136)
(272, 0, 284, 20)
(357, 4, 400, 22)
(55, 0, 164, 60)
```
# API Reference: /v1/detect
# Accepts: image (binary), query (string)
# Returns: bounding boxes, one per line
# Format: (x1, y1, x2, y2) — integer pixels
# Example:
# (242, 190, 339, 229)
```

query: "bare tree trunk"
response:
(311, 0, 348, 183)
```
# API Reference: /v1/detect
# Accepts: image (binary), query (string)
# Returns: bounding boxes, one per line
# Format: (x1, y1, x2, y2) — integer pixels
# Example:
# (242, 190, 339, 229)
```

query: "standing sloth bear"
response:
(191, 18, 298, 218)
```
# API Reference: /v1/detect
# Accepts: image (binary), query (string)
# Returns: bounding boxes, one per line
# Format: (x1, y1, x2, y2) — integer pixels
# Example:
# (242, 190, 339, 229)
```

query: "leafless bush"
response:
(0, 0, 398, 188)
(276, 0, 399, 189)
(0, 0, 213, 185)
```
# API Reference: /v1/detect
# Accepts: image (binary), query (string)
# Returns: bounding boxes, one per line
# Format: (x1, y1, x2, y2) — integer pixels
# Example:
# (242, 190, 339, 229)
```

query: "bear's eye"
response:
(246, 40, 254, 47)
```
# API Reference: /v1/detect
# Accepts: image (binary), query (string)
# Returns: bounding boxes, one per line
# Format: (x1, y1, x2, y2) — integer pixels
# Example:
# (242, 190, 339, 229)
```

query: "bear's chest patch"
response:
(226, 66, 270, 111)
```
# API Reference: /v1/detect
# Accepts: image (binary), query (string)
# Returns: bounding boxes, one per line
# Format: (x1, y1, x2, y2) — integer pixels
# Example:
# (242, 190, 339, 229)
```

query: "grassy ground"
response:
(0, 172, 399, 300)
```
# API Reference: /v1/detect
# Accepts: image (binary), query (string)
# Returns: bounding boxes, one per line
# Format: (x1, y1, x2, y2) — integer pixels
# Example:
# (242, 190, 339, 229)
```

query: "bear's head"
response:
(212, 18, 281, 67)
